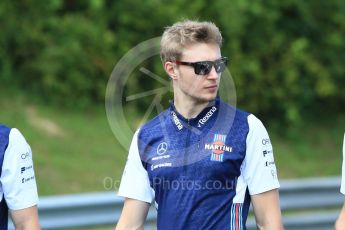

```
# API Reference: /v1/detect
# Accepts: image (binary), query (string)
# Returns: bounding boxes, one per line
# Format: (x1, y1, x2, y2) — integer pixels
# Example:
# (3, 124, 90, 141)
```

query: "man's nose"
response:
(206, 65, 219, 79)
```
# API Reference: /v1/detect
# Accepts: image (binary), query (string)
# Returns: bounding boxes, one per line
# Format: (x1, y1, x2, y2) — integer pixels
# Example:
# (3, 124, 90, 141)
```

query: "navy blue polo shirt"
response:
(118, 98, 279, 229)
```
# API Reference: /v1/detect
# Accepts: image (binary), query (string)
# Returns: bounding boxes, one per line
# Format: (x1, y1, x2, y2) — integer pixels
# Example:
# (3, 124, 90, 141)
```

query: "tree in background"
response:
(0, 0, 344, 124)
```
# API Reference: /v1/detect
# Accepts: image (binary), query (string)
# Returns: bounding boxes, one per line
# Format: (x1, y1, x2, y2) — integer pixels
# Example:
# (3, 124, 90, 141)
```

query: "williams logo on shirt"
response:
(205, 134, 232, 162)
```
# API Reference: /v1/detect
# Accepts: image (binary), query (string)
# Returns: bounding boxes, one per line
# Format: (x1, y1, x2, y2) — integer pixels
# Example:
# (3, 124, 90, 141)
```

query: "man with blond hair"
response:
(116, 20, 283, 230)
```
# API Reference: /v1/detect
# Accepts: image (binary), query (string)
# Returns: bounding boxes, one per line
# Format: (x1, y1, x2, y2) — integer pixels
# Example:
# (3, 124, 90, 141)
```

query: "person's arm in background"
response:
(244, 115, 284, 229)
(251, 189, 283, 230)
(115, 198, 150, 230)
(335, 134, 345, 230)
(115, 130, 154, 229)
(1, 128, 40, 230)
(10, 206, 40, 230)
(336, 202, 345, 229)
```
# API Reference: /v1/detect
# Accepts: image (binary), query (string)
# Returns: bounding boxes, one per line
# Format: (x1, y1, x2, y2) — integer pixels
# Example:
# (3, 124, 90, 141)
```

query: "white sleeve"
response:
(117, 130, 154, 203)
(242, 115, 280, 195)
(1, 128, 38, 210)
(341, 133, 345, 194)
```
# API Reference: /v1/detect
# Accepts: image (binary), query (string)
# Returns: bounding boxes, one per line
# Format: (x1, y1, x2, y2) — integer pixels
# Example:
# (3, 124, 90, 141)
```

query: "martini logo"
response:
(205, 134, 232, 162)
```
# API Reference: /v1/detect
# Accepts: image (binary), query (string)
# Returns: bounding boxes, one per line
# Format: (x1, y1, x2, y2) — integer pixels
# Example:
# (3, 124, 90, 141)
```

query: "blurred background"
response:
(0, 0, 344, 199)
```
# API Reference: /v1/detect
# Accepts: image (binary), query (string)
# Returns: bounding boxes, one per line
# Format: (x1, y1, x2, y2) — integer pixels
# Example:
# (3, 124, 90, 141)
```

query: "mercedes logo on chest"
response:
(157, 142, 168, 155)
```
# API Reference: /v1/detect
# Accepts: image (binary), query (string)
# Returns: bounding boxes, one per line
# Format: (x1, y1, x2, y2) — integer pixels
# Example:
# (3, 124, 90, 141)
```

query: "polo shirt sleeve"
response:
(117, 130, 154, 203)
(1, 128, 39, 210)
(242, 114, 280, 195)
(341, 133, 345, 194)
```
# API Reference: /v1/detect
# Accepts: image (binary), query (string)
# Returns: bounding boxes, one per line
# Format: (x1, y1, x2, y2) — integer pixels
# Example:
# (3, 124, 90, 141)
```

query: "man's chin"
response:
(195, 94, 217, 103)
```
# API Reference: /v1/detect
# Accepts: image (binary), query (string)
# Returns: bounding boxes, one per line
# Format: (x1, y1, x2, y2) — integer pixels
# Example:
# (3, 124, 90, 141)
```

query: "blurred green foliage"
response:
(0, 0, 344, 123)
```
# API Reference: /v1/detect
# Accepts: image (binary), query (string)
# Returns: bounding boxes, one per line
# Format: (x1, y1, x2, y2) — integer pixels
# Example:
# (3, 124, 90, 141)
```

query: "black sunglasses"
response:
(172, 57, 228, 75)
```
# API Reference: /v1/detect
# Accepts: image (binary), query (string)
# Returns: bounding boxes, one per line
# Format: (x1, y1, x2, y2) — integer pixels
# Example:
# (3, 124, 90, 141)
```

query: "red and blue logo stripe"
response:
(230, 203, 243, 230)
(210, 134, 226, 162)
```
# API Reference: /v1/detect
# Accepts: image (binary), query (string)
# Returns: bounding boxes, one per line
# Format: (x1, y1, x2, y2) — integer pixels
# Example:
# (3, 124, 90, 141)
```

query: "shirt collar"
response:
(169, 97, 220, 130)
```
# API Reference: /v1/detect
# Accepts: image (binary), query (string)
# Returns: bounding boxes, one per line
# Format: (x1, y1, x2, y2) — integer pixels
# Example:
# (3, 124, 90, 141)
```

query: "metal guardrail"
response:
(8, 177, 344, 229)
(276, 177, 343, 230)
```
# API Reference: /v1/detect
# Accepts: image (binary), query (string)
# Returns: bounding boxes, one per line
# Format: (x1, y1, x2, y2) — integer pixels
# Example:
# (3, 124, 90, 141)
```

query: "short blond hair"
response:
(160, 20, 223, 63)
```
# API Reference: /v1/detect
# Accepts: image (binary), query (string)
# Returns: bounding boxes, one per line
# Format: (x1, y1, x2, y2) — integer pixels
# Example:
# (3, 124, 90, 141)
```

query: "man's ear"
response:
(164, 62, 178, 80)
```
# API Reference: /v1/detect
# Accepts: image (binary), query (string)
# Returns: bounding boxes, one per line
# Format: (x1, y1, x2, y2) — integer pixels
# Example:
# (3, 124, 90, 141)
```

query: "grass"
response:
(0, 87, 344, 196)
(0, 88, 127, 195)
(269, 117, 344, 178)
